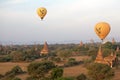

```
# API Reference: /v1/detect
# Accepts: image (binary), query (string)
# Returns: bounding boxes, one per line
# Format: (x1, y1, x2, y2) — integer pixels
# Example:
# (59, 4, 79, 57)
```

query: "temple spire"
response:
(116, 46, 119, 52)
(95, 46, 104, 63)
(112, 38, 116, 44)
(110, 52, 114, 56)
(80, 41, 83, 47)
(40, 41, 49, 55)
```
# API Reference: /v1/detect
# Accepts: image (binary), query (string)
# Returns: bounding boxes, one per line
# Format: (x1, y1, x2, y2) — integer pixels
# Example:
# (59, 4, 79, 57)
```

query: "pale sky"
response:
(0, 0, 120, 44)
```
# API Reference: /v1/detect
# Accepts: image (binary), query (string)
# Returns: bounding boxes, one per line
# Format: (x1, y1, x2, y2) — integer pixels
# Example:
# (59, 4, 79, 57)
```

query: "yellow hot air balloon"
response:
(37, 7, 47, 20)
(94, 22, 111, 40)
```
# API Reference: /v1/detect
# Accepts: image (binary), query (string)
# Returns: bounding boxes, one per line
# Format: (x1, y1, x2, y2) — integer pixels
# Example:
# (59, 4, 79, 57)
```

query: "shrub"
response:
(5, 65, 23, 76)
(51, 67, 63, 79)
(87, 63, 115, 80)
(27, 61, 56, 79)
(12, 77, 21, 80)
(64, 58, 79, 67)
(76, 73, 87, 80)
(56, 77, 74, 80)
(0, 74, 4, 79)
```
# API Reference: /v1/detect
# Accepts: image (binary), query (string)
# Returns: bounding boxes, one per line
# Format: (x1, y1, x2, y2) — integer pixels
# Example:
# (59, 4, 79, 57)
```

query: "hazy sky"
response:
(0, 0, 120, 44)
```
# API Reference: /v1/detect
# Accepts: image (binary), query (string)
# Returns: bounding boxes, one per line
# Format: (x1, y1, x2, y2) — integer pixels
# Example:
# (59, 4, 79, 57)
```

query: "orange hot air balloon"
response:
(37, 7, 47, 20)
(94, 22, 111, 40)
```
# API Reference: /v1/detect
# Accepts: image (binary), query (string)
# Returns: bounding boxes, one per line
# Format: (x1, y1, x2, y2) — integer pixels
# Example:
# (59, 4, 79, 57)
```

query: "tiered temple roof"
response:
(80, 41, 84, 47)
(40, 41, 49, 55)
(95, 46, 108, 64)
(95, 46, 117, 67)
(112, 38, 116, 44)
(116, 46, 119, 52)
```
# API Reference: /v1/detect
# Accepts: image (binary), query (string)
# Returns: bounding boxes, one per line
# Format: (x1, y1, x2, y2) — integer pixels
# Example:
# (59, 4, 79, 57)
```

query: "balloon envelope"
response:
(94, 22, 111, 40)
(37, 7, 47, 20)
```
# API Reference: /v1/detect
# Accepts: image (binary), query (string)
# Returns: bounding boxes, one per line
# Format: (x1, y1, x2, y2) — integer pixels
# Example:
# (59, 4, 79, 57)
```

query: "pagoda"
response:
(95, 46, 117, 67)
(95, 46, 107, 64)
(112, 38, 116, 44)
(40, 41, 49, 55)
(79, 41, 84, 47)
(116, 46, 119, 52)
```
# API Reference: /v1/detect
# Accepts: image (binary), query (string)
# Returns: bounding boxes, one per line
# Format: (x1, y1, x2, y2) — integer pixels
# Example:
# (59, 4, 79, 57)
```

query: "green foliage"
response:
(87, 47, 98, 61)
(87, 47, 98, 56)
(102, 48, 112, 57)
(26, 76, 37, 80)
(116, 51, 120, 57)
(64, 58, 80, 67)
(51, 57, 61, 63)
(56, 77, 74, 80)
(27, 61, 55, 79)
(76, 73, 87, 80)
(57, 49, 72, 59)
(0, 74, 4, 79)
(68, 58, 75, 62)
(8, 48, 40, 62)
(0, 55, 12, 62)
(51, 67, 63, 79)
(87, 63, 114, 80)
(11, 66, 23, 74)
(12, 77, 21, 80)
(10, 51, 24, 62)
(103, 42, 113, 49)
(2, 77, 21, 80)
(83, 59, 92, 67)
(102, 42, 118, 51)
(79, 46, 89, 51)
(2, 72, 15, 80)
(5, 65, 23, 76)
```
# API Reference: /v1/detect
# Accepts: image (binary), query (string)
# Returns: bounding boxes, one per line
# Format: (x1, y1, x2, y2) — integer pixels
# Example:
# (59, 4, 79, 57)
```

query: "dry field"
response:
(0, 62, 29, 75)
(63, 64, 87, 77)
(0, 56, 120, 80)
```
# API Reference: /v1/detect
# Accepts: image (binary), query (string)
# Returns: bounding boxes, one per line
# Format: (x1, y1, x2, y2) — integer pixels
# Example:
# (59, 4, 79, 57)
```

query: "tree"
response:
(56, 77, 74, 80)
(76, 73, 87, 80)
(87, 63, 114, 80)
(5, 65, 23, 76)
(12, 77, 21, 80)
(10, 51, 24, 62)
(27, 61, 55, 79)
(51, 67, 63, 79)
(0, 74, 4, 79)
(57, 49, 72, 60)
(11, 66, 23, 74)
(64, 58, 79, 67)
(0, 55, 12, 62)
(103, 42, 113, 49)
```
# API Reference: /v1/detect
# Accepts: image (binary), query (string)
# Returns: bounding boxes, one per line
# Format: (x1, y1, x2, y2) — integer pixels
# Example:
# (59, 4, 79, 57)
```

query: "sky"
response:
(0, 0, 120, 44)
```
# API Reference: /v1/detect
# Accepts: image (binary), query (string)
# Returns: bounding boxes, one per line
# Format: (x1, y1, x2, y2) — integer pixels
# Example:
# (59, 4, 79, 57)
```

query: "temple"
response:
(40, 41, 49, 55)
(116, 46, 119, 52)
(79, 41, 84, 47)
(95, 46, 118, 68)
(112, 38, 116, 44)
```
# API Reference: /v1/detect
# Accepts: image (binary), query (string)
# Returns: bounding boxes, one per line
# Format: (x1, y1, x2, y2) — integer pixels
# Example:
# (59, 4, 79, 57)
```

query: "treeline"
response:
(0, 42, 120, 62)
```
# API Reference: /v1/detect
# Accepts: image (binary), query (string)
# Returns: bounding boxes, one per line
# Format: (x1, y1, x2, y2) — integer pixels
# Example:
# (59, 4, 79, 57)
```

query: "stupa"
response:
(40, 41, 49, 55)
(112, 38, 116, 44)
(95, 46, 117, 68)
(95, 46, 107, 64)
(79, 41, 84, 47)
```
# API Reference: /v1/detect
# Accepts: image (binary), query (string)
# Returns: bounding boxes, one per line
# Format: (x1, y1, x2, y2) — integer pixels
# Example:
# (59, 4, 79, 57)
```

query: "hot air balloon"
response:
(94, 22, 111, 40)
(37, 7, 47, 20)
